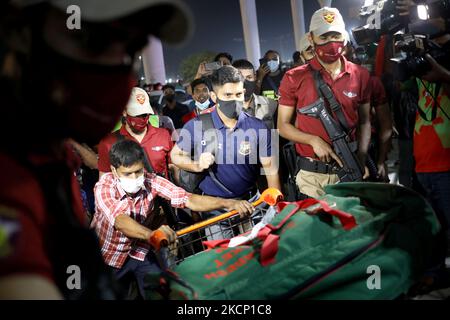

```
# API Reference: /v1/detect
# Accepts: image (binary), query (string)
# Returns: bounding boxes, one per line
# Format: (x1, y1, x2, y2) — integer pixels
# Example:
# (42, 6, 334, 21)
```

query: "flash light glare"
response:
(417, 5, 429, 20)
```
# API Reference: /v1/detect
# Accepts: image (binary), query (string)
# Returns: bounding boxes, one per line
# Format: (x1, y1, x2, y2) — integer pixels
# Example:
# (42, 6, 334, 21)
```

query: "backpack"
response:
(165, 183, 441, 300)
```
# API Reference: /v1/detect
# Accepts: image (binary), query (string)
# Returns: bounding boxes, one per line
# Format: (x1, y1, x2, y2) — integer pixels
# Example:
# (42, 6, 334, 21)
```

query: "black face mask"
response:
(244, 80, 257, 101)
(217, 98, 243, 119)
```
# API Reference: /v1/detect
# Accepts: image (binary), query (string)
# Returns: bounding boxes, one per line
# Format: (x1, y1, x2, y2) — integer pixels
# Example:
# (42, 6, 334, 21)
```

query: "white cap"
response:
(309, 7, 346, 37)
(13, 0, 193, 44)
(126, 87, 154, 116)
(299, 33, 312, 53)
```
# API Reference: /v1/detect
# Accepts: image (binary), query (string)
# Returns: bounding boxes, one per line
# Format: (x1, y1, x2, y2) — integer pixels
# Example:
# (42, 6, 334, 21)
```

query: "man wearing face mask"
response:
(93, 139, 254, 298)
(0, 0, 193, 299)
(278, 7, 372, 199)
(97, 87, 173, 179)
(162, 84, 191, 129)
(182, 77, 217, 123)
(171, 66, 280, 237)
(256, 50, 285, 99)
(233, 59, 278, 129)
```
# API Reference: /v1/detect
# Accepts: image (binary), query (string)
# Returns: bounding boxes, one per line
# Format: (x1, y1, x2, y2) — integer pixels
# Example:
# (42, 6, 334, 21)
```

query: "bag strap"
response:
(313, 69, 350, 133)
(417, 82, 441, 122)
(257, 198, 357, 266)
(197, 113, 235, 197)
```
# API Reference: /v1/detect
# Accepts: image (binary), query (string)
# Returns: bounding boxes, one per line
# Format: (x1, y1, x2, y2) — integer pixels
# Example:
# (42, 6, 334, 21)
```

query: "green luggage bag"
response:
(165, 183, 441, 300)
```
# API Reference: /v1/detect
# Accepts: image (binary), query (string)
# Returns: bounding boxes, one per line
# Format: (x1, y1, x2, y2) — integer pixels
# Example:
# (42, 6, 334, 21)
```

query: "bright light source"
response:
(168, 78, 173, 83)
(364, 0, 374, 6)
(140, 77, 145, 80)
(139, 56, 142, 60)
(417, 5, 429, 20)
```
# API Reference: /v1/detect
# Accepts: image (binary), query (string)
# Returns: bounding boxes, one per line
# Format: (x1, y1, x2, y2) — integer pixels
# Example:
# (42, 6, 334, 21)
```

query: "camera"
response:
(204, 61, 222, 72)
(352, 0, 450, 45)
(391, 33, 450, 80)
(259, 58, 269, 67)
(352, 0, 409, 45)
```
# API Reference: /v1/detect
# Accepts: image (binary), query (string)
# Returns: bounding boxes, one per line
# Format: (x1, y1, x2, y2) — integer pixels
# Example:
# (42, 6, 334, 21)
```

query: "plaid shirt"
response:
(91, 173, 190, 269)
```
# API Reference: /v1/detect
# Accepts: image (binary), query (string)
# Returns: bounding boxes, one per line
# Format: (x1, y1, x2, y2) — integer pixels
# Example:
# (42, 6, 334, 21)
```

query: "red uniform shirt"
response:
(279, 56, 371, 158)
(370, 76, 387, 107)
(0, 146, 86, 283)
(98, 124, 173, 176)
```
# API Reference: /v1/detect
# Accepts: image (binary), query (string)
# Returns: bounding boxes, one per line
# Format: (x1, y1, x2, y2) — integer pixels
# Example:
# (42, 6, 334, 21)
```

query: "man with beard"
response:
(0, 0, 192, 299)
(171, 66, 280, 239)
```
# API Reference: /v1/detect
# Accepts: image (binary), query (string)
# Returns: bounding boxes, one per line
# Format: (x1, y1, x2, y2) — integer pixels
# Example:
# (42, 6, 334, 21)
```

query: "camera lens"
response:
(405, 56, 429, 78)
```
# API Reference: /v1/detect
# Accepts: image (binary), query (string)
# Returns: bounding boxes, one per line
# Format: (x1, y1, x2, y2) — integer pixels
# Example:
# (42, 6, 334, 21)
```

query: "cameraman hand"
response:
(422, 54, 450, 84)
(396, 0, 415, 16)
(310, 136, 344, 167)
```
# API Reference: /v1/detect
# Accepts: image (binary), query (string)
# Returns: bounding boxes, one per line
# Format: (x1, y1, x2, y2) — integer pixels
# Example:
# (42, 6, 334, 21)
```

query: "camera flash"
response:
(417, 5, 429, 20)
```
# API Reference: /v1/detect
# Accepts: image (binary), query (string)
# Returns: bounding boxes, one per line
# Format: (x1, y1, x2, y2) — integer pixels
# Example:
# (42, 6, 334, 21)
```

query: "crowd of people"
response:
(0, 0, 449, 300)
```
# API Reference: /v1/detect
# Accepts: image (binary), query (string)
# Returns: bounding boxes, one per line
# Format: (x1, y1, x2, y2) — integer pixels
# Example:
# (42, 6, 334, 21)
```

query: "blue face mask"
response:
(195, 99, 211, 111)
(267, 60, 280, 73)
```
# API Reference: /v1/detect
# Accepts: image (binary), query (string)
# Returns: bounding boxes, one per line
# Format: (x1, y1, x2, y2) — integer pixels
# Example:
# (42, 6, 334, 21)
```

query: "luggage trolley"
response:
(150, 188, 284, 268)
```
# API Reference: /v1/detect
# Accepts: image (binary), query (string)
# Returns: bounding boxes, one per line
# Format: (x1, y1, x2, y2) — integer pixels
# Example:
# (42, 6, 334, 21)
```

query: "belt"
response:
(297, 157, 337, 175)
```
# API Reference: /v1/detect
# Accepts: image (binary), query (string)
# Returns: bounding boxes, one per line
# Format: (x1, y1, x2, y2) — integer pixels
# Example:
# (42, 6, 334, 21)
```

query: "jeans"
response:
(417, 171, 450, 262)
(113, 251, 161, 299)
(417, 171, 450, 230)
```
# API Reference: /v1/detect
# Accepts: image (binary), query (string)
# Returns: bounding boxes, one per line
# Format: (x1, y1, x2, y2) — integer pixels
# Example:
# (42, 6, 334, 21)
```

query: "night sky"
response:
(162, 0, 366, 80)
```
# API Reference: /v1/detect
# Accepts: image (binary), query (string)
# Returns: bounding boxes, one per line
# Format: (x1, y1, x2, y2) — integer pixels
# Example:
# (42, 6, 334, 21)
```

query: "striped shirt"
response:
(91, 173, 190, 268)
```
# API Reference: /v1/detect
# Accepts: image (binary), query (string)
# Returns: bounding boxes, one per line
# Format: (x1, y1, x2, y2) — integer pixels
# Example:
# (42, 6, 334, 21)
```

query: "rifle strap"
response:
(313, 70, 351, 134)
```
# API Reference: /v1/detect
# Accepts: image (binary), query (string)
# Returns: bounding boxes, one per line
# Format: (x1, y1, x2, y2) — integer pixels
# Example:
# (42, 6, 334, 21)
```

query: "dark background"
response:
(162, 0, 366, 80)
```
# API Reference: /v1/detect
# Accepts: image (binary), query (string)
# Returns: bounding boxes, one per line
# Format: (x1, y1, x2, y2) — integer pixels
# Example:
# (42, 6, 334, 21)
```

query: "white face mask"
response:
(267, 60, 280, 73)
(118, 175, 145, 194)
(195, 99, 210, 111)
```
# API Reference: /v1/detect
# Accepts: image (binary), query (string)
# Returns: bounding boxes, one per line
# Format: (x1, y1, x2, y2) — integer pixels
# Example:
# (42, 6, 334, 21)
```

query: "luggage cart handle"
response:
(149, 188, 283, 250)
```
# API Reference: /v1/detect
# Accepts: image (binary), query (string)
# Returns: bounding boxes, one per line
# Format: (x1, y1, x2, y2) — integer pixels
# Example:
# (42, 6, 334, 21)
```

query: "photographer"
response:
(414, 44, 450, 293)
(391, 0, 450, 290)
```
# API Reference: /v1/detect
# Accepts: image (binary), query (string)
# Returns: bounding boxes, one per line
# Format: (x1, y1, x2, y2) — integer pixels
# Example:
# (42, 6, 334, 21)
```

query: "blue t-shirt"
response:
(176, 110, 272, 198)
